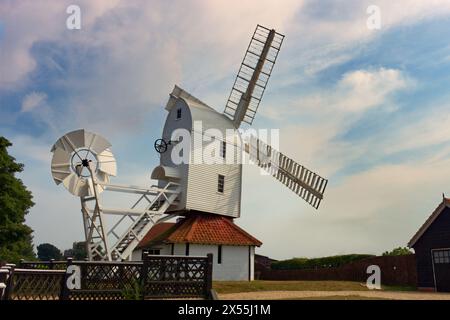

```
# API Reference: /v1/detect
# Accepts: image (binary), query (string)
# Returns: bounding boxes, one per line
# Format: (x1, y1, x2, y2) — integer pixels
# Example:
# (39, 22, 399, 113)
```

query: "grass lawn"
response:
(213, 280, 415, 294)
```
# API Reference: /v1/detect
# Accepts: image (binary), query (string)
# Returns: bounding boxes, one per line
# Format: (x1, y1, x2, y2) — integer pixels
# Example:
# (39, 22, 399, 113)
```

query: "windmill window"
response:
(185, 243, 190, 256)
(147, 249, 160, 255)
(218, 175, 225, 193)
(176, 108, 182, 119)
(220, 141, 226, 159)
(218, 245, 222, 264)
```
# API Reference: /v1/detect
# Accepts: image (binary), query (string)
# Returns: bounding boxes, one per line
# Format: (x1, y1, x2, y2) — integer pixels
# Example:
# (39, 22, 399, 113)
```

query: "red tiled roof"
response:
(139, 214, 262, 247)
(137, 222, 175, 248)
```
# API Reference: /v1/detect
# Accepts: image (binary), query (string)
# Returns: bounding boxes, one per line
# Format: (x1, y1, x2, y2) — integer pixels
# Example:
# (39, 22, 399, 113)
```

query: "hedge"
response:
(271, 254, 376, 270)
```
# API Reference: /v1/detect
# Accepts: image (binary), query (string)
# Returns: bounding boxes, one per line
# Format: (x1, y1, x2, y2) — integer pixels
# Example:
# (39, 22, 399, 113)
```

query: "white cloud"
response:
(0, 0, 306, 136)
(0, 0, 445, 137)
(0, 0, 120, 88)
(258, 67, 411, 179)
(21, 91, 47, 112)
(262, 67, 409, 120)
(9, 134, 51, 164)
(273, 0, 450, 88)
(384, 105, 450, 154)
(335, 68, 409, 112)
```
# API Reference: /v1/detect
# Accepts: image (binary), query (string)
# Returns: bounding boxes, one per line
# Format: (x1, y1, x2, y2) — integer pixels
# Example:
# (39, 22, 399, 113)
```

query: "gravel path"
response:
(219, 290, 450, 300)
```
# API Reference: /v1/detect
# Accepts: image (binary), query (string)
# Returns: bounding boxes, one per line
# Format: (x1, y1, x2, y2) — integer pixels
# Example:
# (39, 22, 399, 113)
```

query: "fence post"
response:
(140, 257, 148, 300)
(19, 259, 24, 268)
(60, 257, 73, 300)
(119, 261, 124, 284)
(0, 268, 10, 300)
(50, 258, 55, 270)
(3, 264, 15, 300)
(67, 257, 73, 267)
(206, 254, 213, 296)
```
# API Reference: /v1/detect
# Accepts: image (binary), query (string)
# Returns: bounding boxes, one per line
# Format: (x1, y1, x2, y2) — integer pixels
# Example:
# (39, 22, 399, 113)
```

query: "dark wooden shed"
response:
(408, 196, 450, 292)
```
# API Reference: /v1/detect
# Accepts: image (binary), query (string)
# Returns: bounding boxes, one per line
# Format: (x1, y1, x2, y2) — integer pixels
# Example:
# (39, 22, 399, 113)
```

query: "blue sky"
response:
(2, 0, 450, 259)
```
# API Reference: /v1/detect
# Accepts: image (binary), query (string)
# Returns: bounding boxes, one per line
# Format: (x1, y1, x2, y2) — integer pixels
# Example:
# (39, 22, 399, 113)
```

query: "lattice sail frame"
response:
(245, 135, 328, 209)
(224, 25, 284, 126)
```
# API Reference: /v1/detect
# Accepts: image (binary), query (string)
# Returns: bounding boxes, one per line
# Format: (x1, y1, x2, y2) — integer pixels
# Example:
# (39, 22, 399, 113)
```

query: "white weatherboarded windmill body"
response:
(50, 25, 327, 280)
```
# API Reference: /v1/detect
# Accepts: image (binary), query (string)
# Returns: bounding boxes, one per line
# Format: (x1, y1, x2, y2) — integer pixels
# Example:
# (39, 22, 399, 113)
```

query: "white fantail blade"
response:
(51, 129, 86, 154)
(84, 131, 112, 154)
(94, 170, 110, 189)
(62, 172, 91, 197)
(97, 148, 117, 176)
(51, 147, 71, 185)
(224, 25, 284, 127)
(87, 174, 106, 195)
(51, 129, 112, 154)
(245, 136, 328, 209)
(50, 129, 115, 197)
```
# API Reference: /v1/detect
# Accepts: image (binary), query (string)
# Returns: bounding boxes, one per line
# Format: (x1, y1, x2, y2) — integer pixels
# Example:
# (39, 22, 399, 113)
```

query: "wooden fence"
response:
(4, 268, 66, 300)
(1, 254, 214, 300)
(257, 255, 417, 286)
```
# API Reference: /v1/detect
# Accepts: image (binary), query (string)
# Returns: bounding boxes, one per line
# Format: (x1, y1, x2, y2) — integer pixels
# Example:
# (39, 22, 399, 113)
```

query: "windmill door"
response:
(432, 249, 450, 292)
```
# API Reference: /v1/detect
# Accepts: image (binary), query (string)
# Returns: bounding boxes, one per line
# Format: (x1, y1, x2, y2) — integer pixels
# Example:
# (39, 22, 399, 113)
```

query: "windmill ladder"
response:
(110, 182, 180, 260)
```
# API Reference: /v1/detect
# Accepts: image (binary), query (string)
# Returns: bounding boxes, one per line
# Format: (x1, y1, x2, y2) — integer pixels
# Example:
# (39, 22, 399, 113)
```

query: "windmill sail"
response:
(224, 25, 284, 127)
(245, 136, 328, 209)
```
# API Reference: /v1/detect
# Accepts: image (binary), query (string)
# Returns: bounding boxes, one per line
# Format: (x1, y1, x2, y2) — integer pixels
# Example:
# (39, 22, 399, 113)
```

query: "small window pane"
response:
(221, 141, 226, 159)
(176, 108, 182, 119)
(218, 175, 225, 193)
(218, 245, 222, 264)
(434, 250, 450, 264)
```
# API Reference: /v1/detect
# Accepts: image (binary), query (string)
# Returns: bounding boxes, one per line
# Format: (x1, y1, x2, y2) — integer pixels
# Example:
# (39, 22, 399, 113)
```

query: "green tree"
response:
(0, 137, 35, 263)
(382, 247, 413, 256)
(66, 241, 87, 260)
(37, 243, 62, 261)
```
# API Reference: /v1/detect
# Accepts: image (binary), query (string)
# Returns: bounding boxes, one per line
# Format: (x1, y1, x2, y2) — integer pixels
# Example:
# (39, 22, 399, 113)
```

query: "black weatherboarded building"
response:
(408, 196, 450, 292)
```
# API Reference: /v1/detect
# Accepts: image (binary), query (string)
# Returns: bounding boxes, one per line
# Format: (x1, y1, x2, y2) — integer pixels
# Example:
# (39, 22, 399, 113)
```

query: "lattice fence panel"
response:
(79, 263, 142, 291)
(6, 256, 212, 300)
(142, 255, 210, 299)
(6, 270, 64, 300)
(68, 290, 125, 300)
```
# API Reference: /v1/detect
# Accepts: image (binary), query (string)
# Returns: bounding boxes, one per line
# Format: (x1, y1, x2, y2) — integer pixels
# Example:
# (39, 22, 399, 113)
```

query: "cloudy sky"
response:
(2, 0, 450, 260)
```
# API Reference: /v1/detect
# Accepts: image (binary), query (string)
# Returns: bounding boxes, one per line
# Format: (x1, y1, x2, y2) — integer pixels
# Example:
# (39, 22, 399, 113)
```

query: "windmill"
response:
(50, 130, 180, 260)
(51, 25, 327, 261)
